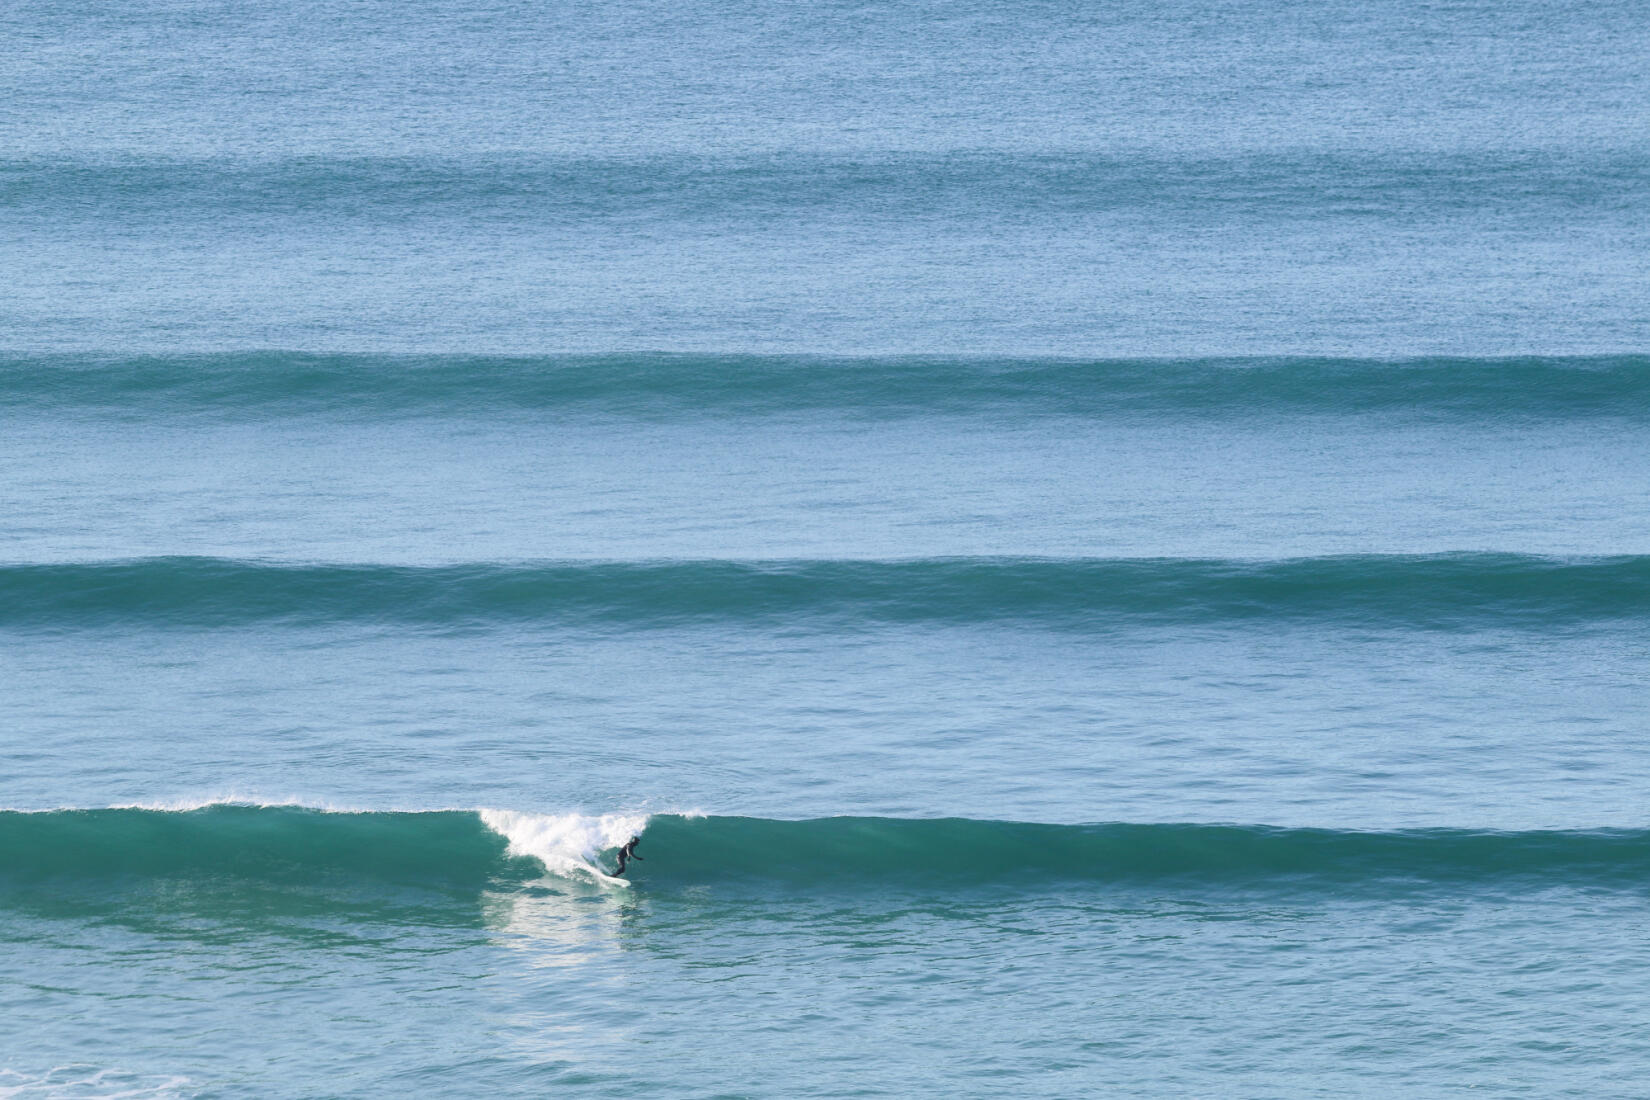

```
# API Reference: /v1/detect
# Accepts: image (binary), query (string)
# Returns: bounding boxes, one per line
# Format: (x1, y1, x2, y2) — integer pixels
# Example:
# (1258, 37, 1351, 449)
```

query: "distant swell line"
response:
(6, 152, 1644, 224)
(2, 807, 1648, 891)
(4, 353, 1649, 419)
(1, 555, 1646, 630)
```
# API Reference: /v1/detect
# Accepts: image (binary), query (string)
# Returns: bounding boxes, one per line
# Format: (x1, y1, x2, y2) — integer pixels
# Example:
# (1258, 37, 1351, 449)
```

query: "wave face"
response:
(2, 555, 1644, 630)
(0, 806, 635, 887)
(3, 807, 1647, 892)
(4, 353, 1647, 419)
(0, 806, 528, 887)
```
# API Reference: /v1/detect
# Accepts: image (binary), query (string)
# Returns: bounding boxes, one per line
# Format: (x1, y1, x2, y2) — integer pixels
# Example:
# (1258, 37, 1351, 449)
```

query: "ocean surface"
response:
(5, 0, 1650, 1095)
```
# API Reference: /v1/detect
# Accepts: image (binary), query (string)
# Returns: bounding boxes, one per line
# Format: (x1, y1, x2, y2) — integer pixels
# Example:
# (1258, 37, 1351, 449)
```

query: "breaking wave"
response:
(2, 806, 1647, 892)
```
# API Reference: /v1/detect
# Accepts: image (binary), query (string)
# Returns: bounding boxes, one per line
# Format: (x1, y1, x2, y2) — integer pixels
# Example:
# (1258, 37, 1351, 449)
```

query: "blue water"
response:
(5, 0, 1650, 1095)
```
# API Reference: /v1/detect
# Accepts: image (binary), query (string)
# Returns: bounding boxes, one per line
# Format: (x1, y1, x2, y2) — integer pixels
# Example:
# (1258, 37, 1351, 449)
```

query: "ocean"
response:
(4, 0, 1650, 1096)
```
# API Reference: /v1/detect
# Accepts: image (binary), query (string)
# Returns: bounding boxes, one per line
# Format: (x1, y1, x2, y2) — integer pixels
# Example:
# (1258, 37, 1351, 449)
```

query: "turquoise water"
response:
(6, 0, 1650, 1095)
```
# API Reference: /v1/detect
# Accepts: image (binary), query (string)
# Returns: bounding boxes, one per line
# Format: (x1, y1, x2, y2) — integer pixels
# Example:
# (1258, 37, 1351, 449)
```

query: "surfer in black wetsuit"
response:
(612, 835, 643, 876)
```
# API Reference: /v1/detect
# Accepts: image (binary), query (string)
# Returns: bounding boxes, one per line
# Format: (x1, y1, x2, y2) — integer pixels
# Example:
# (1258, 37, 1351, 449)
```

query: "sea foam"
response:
(479, 809, 651, 881)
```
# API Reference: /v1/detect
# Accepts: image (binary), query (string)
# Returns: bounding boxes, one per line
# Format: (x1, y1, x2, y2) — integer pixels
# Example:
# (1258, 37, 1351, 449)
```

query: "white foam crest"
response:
(1, 797, 353, 815)
(0, 1067, 192, 1099)
(102, 794, 359, 813)
(479, 809, 650, 881)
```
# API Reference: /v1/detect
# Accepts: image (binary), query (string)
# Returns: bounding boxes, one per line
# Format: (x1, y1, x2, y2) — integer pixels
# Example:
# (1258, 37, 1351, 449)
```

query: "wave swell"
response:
(7, 152, 1641, 221)
(2, 807, 1647, 891)
(5, 353, 1648, 419)
(636, 816, 1650, 887)
(2, 555, 1645, 630)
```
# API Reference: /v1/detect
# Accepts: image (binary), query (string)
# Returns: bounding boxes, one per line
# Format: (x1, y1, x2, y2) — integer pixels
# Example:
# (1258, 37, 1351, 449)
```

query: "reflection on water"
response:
(483, 881, 635, 969)
(482, 879, 647, 1074)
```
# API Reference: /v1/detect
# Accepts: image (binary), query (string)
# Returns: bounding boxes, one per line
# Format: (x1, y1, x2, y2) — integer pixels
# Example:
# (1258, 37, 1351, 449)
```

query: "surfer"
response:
(612, 835, 643, 876)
